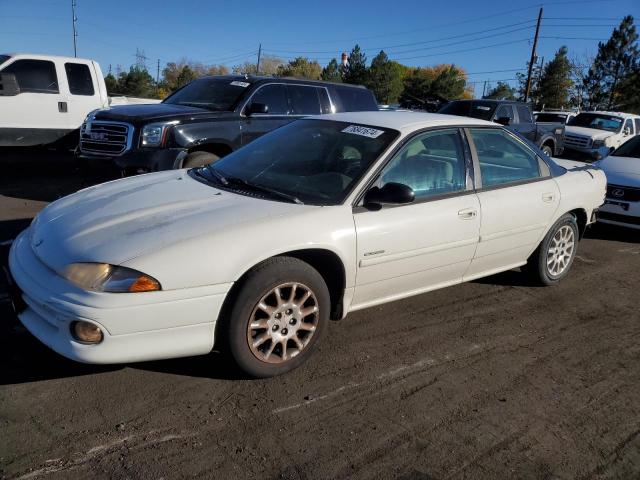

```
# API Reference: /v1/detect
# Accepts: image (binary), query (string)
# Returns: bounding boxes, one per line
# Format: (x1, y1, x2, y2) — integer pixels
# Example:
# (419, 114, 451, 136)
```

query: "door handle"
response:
(58, 101, 68, 113)
(458, 208, 478, 219)
(542, 193, 555, 203)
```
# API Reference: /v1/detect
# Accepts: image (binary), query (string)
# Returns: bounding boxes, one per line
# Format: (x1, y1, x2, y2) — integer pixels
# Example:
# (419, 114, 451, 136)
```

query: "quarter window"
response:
(378, 129, 467, 200)
(517, 106, 533, 123)
(623, 118, 634, 135)
(288, 85, 322, 115)
(249, 84, 288, 115)
(65, 63, 95, 96)
(2, 59, 59, 94)
(470, 129, 541, 187)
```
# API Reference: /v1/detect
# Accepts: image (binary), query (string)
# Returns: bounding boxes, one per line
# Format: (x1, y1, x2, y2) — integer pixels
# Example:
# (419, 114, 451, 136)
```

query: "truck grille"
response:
(80, 121, 132, 156)
(564, 134, 591, 149)
(607, 184, 640, 202)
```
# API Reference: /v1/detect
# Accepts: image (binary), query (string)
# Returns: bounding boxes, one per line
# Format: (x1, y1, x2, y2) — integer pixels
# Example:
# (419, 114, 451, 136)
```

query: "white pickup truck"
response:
(564, 111, 640, 160)
(0, 53, 160, 148)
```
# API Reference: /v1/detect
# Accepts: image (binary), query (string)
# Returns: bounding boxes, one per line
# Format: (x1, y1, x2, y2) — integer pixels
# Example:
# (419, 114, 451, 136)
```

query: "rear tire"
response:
(182, 151, 220, 169)
(223, 257, 330, 378)
(523, 213, 579, 286)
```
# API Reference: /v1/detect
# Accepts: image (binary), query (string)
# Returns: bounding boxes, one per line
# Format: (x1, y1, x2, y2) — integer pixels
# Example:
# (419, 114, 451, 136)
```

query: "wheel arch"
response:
(567, 207, 588, 239)
(187, 141, 233, 158)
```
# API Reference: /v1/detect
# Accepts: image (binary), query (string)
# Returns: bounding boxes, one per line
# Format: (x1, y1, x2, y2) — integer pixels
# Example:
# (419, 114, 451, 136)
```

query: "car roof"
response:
(311, 111, 496, 133)
(198, 75, 368, 89)
(2, 53, 96, 63)
(579, 111, 640, 118)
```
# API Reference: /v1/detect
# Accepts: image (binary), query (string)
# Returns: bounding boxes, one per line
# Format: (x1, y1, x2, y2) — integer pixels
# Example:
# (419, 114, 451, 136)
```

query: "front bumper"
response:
(8, 229, 231, 364)
(78, 147, 187, 172)
(598, 198, 640, 230)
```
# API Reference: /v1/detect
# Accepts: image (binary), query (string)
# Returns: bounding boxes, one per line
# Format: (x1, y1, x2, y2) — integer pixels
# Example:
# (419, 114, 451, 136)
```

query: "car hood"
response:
(598, 155, 640, 185)
(93, 103, 234, 123)
(564, 126, 615, 140)
(29, 170, 315, 274)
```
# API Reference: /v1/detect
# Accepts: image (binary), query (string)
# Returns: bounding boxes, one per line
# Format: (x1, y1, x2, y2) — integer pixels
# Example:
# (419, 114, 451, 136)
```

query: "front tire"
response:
(541, 144, 553, 157)
(182, 151, 220, 169)
(523, 213, 579, 285)
(224, 257, 330, 378)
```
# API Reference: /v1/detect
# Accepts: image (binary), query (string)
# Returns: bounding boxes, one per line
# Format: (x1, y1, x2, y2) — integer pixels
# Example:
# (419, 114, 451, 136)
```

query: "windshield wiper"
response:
(225, 175, 303, 204)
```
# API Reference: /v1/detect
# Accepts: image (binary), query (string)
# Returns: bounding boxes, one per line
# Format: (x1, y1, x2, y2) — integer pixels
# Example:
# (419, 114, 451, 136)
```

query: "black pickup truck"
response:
(439, 99, 565, 156)
(78, 76, 378, 173)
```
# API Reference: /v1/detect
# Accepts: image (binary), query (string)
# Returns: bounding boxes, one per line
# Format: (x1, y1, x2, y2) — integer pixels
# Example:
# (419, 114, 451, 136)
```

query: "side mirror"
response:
(0, 73, 20, 96)
(364, 182, 415, 209)
(246, 102, 268, 116)
(496, 116, 511, 126)
(623, 127, 631, 136)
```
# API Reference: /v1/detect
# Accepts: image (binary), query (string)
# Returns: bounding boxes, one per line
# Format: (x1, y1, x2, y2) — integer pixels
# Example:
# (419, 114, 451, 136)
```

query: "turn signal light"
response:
(129, 275, 161, 293)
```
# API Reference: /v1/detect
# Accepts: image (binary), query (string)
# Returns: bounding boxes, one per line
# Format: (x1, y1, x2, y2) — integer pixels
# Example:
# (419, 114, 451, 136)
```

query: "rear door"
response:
(63, 60, 103, 129)
(464, 127, 560, 280)
(514, 105, 537, 142)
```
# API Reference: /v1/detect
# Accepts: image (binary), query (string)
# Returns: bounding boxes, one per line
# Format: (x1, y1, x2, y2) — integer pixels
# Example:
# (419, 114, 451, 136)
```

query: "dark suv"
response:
(78, 76, 378, 172)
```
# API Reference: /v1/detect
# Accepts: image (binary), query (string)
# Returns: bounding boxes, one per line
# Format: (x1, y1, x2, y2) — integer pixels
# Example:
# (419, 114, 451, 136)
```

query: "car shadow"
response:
(585, 222, 640, 244)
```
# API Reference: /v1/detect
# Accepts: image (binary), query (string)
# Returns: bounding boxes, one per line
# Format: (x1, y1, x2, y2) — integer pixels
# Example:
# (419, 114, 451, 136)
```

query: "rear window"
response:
(1, 59, 59, 94)
(65, 63, 95, 96)
(439, 101, 496, 121)
(288, 85, 322, 115)
(536, 113, 567, 123)
(331, 86, 377, 112)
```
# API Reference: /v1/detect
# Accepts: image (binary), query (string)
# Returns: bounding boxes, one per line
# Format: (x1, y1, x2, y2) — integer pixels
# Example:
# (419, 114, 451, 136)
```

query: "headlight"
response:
(592, 139, 605, 148)
(141, 121, 177, 147)
(63, 263, 161, 293)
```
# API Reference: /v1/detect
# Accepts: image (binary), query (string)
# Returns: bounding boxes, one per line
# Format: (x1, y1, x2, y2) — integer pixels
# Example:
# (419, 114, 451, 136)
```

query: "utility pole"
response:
(71, 0, 78, 57)
(482, 80, 488, 98)
(256, 44, 262, 75)
(156, 59, 160, 85)
(524, 7, 543, 103)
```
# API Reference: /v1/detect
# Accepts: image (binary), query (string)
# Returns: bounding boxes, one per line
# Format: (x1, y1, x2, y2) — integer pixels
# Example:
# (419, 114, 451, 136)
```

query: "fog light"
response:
(70, 321, 103, 344)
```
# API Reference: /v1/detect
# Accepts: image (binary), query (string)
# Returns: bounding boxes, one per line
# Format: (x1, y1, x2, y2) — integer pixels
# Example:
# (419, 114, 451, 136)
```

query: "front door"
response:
(240, 83, 293, 145)
(352, 128, 481, 310)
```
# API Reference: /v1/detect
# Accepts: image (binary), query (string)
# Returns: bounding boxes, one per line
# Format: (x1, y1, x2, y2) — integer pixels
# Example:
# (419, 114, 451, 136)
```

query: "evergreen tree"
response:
(277, 57, 322, 79)
(536, 46, 574, 109)
(484, 81, 517, 100)
(104, 73, 118, 94)
(321, 59, 342, 82)
(343, 44, 368, 85)
(367, 51, 405, 104)
(583, 15, 639, 109)
(617, 66, 640, 114)
(175, 65, 197, 89)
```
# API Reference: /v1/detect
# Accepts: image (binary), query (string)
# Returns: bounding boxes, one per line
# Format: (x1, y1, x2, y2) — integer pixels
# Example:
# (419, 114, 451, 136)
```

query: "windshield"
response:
(163, 77, 250, 111)
(0, 55, 11, 67)
(536, 113, 568, 123)
(193, 119, 399, 206)
(439, 101, 496, 121)
(568, 113, 623, 132)
(612, 135, 640, 158)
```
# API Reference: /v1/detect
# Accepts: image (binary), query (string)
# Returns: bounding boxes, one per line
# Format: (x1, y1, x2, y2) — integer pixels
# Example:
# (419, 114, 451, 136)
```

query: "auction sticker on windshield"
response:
(342, 125, 385, 138)
(230, 81, 250, 87)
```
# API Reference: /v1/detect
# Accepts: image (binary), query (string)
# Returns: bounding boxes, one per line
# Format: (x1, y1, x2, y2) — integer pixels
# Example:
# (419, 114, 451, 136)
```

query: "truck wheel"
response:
(182, 151, 220, 169)
(523, 213, 579, 286)
(223, 257, 330, 378)
(541, 144, 553, 156)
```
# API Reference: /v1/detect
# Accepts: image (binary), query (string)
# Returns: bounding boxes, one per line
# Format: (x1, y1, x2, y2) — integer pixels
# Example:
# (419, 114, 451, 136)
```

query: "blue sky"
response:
(1, 0, 639, 97)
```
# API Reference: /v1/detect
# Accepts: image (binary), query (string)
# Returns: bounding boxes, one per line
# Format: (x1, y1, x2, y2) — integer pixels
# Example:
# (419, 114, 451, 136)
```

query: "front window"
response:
(192, 120, 399, 205)
(568, 113, 623, 133)
(1, 59, 59, 94)
(163, 77, 250, 111)
(439, 101, 496, 121)
(612, 135, 640, 158)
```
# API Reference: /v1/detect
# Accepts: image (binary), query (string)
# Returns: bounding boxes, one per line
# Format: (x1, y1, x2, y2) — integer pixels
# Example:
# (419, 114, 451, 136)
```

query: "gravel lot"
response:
(1, 150, 639, 480)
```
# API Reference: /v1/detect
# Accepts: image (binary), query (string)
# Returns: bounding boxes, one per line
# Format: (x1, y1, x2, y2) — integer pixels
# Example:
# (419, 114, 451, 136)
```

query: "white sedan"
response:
(595, 135, 640, 229)
(8, 112, 606, 377)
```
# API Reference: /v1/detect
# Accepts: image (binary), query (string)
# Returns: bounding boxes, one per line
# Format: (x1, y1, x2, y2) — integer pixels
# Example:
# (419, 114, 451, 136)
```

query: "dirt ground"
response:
(1, 150, 639, 480)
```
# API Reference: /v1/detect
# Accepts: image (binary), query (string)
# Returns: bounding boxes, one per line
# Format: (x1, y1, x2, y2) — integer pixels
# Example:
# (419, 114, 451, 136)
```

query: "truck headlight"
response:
(63, 263, 161, 293)
(592, 140, 605, 148)
(141, 121, 178, 147)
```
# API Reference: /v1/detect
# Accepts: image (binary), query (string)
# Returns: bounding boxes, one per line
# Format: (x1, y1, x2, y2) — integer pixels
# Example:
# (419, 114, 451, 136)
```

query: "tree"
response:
(582, 15, 639, 109)
(232, 55, 284, 76)
(484, 81, 517, 100)
(367, 51, 405, 104)
(161, 60, 230, 92)
(342, 44, 368, 85)
(104, 73, 118, 94)
(617, 66, 640, 114)
(277, 57, 322, 79)
(321, 58, 342, 82)
(399, 65, 471, 109)
(536, 46, 574, 109)
(175, 65, 197, 90)
(113, 66, 156, 97)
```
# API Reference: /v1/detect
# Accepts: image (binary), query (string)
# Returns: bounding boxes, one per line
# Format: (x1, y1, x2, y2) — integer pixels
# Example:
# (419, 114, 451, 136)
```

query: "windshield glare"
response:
(200, 120, 399, 205)
(612, 135, 640, 158)
(568, 113, 623, 132)
(163, 77, 250, 111)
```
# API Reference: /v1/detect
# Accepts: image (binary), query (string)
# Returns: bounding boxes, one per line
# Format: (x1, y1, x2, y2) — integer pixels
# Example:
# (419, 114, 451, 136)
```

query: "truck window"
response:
(65, 63, 95, 96)
(287, 85, 322, 115)
(332, 86, 377, 111)
(495, 105, 514, 123)
(517, 106, 533, 123)
(635, 119, 640, 135)
(623, 119, 634, 135)
(250, 84, 288, 115)
(2, 59, 59, 94)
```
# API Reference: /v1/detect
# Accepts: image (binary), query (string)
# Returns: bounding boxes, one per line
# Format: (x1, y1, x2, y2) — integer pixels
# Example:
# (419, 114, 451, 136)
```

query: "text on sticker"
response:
(230, 81, 250, 88)
(342, 125, 385, 138)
